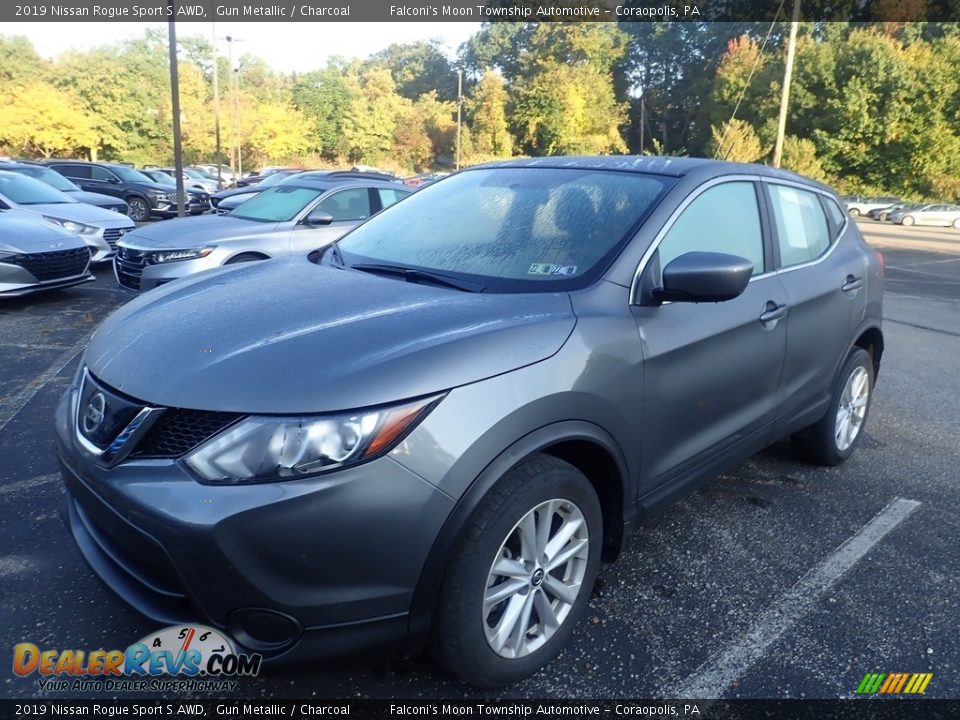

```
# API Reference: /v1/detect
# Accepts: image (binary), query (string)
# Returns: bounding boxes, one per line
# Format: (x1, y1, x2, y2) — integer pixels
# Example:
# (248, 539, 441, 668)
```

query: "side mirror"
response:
(653, 251, 753, 304)
(304, 210, 334, 227)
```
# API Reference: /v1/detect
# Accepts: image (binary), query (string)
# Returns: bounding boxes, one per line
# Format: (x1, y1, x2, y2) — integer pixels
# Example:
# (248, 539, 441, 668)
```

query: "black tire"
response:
(848, 207, 860, 217)
(433, 454, 602, 688)
(126, 196, 150, 222)
(225, 253, 267, 265)
(952, 218, 960, 229)
(793, 348, 874, 466)
(901, 215, 915, 226)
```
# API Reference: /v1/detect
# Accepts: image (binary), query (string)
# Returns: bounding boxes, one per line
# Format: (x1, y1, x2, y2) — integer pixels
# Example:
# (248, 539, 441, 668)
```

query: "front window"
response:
(0, 172, 72, 204)
(229, 186, 324, 222)
(336, 167, 670, 292)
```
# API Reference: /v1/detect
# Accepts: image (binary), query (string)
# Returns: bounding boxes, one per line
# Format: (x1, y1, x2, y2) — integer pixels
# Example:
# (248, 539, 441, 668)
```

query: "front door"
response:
(633, 180, 788, 488)
(290, 187, 375, 255)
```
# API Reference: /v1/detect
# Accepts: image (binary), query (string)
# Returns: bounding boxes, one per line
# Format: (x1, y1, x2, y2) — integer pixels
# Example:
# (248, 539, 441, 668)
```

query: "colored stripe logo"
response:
(856, 672, 933, 694)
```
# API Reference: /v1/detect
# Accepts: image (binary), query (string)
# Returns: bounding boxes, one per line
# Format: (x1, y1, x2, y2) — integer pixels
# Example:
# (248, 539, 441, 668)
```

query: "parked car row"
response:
(844, 194, 960, 228)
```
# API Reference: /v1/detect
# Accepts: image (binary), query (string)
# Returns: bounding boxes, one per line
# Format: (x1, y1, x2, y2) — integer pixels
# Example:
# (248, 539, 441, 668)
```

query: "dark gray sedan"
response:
(55, 157, 883, 687)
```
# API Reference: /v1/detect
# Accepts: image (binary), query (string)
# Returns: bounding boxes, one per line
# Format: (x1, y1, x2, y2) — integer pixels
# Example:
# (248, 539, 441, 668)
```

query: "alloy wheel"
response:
(482, 498, 590, 659)
(835, 366, 869, 451)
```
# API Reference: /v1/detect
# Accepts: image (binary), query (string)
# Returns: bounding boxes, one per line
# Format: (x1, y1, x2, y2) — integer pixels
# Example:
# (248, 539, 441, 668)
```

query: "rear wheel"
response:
(848, 207, 860, 217)
(794, 348, 873, 466)
(126, 197, 150, 222)
(433, 454, 602, 687)
(901, 215, 915, 226)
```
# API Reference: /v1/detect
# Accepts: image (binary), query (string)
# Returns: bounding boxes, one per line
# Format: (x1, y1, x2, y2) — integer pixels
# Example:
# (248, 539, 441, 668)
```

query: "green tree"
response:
(0, 35, 45, 85)
(368, 39, 456, 101)
(0, 82, 98, 158)
(292, 62, 353, 158)
(708, 119, 765, 162)
(468, 71, 512, 158)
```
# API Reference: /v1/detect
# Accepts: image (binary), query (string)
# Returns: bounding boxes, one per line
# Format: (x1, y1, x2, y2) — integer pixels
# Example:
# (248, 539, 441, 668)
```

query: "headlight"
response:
(185, 395, 441, 484)
(149, 191, 173, 202)
(151, 247, 215, 264)
(45, 217, 98, 235)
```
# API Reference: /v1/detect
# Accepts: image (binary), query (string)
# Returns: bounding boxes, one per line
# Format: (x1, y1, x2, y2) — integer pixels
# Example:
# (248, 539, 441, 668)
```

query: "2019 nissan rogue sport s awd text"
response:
(55, 157, 884, 687)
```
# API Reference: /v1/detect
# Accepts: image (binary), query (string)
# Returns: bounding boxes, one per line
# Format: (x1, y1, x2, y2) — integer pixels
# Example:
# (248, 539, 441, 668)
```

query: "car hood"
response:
(25, 202, 134, 229)
(85, 256, 576, 413)
(121, 214, 281, 249)
(65, 190, 127, 209)
(0, 211, 87, 253)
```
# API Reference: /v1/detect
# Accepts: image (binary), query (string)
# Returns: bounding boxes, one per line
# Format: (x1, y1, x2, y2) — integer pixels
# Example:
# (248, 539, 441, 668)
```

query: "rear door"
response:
(50, 163, 94, 192)
(764, 182, 864, 435)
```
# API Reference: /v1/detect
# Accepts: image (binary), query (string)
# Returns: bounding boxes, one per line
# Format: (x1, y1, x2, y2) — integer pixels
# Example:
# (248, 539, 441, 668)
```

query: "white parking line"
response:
(670, 497, 921, 699)
(0, 337, 87, 434)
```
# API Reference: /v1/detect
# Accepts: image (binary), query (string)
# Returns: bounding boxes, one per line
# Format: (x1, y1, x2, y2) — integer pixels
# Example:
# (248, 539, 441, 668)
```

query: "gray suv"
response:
(54, 157, 883, 687)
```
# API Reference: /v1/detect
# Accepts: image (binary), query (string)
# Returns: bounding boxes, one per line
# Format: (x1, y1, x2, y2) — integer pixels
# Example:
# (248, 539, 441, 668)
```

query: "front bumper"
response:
(0, 253, 94, 297)
(54, 384, 455, 661)
(113, 250, 227, 293)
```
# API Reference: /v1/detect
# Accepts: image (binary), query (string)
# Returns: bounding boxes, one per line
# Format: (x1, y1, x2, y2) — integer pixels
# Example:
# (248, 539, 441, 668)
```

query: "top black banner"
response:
(5, 0, 960, 23)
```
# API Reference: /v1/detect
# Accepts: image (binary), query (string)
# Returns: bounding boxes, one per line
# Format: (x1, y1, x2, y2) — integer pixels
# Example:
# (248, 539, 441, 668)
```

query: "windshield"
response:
(182, 168, 205, 179)
(9, 166, 81, 193)
(112, 166, 153, 183)
(337, 167, 670, 292)
(0, 171, 73, 204)
(229, 186, 323, 222)
(259, 172, 296, 188)
(148, 171, 177, 185)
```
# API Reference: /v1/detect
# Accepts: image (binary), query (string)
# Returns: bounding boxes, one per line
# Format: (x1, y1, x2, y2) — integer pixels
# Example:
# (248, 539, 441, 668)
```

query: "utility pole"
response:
(223, 35, 243, 176)
(639, 95, 645, 155)
(455, 66, 463, 170)
(167, 4, 186, 217)
(772, 0, 801, 169)
(211, 22, 222, 190)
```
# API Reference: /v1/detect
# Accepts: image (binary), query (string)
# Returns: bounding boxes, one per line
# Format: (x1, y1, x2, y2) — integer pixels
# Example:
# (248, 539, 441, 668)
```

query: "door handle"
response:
(842, 275, 863, 292)
(759, 302, 788, 324)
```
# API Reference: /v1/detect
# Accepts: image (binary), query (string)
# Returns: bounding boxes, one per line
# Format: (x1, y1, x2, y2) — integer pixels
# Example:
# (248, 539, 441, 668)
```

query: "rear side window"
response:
(377, 188, 409, 209)
(658, 181, 765, 276)
(54, 164, 90, 180)
(768, 184, 831, 268)
(822, 196, 846, 229)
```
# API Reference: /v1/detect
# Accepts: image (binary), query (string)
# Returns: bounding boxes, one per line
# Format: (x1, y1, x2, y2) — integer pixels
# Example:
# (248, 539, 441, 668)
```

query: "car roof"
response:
(471, 155, 833, 192)
(273, 178, 409, 192)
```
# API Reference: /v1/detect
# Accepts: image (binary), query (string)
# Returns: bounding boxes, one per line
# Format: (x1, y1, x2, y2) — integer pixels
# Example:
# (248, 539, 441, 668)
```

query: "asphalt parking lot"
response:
(1, 219, 958, 700)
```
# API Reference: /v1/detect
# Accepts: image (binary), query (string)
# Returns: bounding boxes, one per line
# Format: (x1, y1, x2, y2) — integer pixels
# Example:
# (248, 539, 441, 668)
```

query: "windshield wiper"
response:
(350, 263, 485, 293)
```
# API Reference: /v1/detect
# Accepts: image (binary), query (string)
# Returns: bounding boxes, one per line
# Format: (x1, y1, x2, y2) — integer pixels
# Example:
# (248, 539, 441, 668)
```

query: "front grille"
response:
(102, 228, 127, 250)
(114, 246, 147, 291)
(133, 409, 243, 458)
(11, 247, 89, 281)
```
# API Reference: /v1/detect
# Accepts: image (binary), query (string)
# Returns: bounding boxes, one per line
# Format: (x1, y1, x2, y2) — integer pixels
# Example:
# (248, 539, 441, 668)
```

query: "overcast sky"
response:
(9, 22, 483, 71)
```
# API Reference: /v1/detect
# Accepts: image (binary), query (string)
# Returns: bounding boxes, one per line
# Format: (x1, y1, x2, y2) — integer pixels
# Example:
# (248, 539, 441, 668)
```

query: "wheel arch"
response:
(404, 421, 632, 657)
(853, 325, 884, 379)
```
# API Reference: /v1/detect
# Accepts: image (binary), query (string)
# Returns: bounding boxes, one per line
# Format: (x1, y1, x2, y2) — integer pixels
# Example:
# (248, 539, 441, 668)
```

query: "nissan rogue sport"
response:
(55, 157, 884, 687)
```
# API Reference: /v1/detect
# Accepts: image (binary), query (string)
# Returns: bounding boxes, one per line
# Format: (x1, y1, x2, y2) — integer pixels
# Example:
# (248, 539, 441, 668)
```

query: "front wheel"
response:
(126, 197, 150, 222)
(433, 454, 602, 687)
(225, 253, 267, 265)
(794, 348, 874, 466)
(952, 218, 960, 229)
(901, 215, 915, 226)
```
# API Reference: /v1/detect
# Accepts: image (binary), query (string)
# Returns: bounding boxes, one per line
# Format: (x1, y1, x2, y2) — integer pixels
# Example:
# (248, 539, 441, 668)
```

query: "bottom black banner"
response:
(2, 700, 960, 720)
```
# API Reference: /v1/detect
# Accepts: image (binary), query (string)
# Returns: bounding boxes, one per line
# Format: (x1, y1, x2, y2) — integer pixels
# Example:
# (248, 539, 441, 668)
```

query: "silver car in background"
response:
(0, 170, 135, 262)
(0, 209, 94, 297)
(887, 202, 960, 227)
(115, 177, 410, 292)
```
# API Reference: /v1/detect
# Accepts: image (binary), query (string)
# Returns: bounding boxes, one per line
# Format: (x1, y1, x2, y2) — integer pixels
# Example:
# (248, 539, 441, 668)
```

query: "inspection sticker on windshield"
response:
(528, 263, 577, 276)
